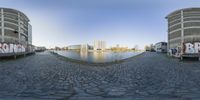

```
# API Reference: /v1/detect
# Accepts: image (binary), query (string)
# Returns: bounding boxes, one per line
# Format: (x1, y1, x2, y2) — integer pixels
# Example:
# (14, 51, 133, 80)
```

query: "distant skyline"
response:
(0, 0, 200, 49)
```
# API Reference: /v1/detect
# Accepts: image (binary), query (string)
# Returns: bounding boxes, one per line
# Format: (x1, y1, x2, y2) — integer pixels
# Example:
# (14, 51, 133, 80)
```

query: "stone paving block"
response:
(0, 52, 200, 99)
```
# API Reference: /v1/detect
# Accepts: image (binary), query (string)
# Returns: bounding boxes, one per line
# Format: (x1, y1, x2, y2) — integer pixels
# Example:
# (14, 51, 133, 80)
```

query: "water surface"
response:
(54, 50, 142, 63)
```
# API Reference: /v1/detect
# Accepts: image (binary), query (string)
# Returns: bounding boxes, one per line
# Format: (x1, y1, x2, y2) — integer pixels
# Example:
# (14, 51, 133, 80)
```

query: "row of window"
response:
(184, 18, 200, 21)
(169, 22, 200, 32)
(169, 28, 200, 40)
(169, 24, 181, 32)
(183, 13, 200, 17)
(184, 9, 200, 13)
(0, 27, 28, 37)
(1, 8, 29, 21)
(169, 38, 181, 45)
(169, 30, 181, 39)
(168, 19, 181, 27)
(0, 29, 28, 42)
(4, 29, 18, 38)
(0, 22, 28, 31)
(4, 22, 18, 30)
(3, 14, 28, 25)
(4, 18, 18, 25)
(184, 22, 200, 27)
(184, 36, 200, 43)
(184, 28, 200, 36)
(2, 9, 18, 15)
(168, 17, 200, 26)
(168, 13, 181, 22)
(168, 10, 200, 23)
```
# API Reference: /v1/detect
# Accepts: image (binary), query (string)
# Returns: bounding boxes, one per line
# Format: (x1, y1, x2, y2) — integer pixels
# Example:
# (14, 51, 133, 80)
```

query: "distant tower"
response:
(93, 40, 106, 50)
(116, 44, 120, 48)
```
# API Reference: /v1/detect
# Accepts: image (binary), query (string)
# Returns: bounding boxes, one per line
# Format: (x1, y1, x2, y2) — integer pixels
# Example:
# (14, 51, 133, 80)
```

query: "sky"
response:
(0, 0, 200, 49)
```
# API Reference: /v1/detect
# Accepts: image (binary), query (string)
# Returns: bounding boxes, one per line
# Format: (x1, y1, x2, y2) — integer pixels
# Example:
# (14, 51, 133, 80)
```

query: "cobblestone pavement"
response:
(0, 51, 200, 100)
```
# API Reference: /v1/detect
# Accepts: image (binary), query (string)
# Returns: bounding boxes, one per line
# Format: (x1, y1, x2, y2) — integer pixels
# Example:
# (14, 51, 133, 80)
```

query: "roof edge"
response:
(0, 7, 30, 22)
(165, 7, 200, 19)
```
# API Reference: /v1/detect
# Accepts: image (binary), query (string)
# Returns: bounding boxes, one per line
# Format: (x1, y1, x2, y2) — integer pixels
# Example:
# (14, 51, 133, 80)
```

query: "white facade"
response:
(154, 42, 167, 52)
(93, 40, 106, 50)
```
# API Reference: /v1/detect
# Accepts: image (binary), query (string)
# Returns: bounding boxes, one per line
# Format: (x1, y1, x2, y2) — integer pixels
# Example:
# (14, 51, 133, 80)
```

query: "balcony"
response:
(4, 22, 18, 30)
(4, 36, 19, 43)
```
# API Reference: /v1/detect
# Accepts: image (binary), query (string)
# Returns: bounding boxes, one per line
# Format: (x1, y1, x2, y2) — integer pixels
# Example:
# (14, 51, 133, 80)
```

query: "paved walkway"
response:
(0, 51, 200, 100)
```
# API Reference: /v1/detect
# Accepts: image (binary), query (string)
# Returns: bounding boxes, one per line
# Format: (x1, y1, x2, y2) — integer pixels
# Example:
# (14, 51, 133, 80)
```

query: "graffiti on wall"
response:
(184, 42, 200, 53)
(0, 43, 25, 53)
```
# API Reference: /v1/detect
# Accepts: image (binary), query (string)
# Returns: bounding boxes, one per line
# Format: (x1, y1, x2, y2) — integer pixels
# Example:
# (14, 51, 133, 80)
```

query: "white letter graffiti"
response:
(9, 44, 14, 53)
(184, 42, 200, 54)
(194, 42, 200, 53)
(0, 43, 26, 54)
(2, 43, 9, 53)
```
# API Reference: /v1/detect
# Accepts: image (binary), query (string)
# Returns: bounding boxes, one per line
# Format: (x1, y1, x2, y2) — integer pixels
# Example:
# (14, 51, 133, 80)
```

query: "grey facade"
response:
(166, 8, 200, 51)
(0, 8, 33, 55)
(0, 8, 30, 45)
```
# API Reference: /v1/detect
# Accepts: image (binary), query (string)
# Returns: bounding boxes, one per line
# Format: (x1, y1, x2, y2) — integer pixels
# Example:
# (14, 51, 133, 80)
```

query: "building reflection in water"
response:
(80, 51, 88, 61)
(55, 50, 140, 63)
(80, 51, 106, 62)
(92, 51, 105, 62)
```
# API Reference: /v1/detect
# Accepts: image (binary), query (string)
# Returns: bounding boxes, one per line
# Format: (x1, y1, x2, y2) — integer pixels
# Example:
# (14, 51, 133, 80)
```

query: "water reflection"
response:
(55, 50, 142, 63)
(92, 51, 105, 62)
(80, 51, 88, 60)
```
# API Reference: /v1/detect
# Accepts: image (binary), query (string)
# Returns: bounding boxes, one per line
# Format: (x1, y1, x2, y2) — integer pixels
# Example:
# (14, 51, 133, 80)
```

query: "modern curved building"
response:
(0, 8, 33, 55)
(166, 8, 200, 51)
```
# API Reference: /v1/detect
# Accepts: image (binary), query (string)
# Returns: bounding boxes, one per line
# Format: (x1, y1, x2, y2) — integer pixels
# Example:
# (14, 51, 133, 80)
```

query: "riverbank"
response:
(0, 51, 200, 100)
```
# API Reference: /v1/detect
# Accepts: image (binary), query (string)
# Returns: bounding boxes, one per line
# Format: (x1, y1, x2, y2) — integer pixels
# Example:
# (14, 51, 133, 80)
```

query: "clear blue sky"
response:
(0, 0, 200, 49)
